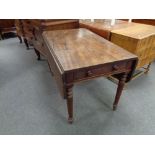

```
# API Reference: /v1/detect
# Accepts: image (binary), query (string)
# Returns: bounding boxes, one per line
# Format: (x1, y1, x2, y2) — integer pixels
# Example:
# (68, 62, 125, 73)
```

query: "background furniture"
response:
(15, 19, 79, 55)
(0, 19, 16, 40)
(31, 19, 79, 60)
(131, 19, 155, 26)
(15, 19, 33, 49)
(15, 19, 23, 43)
(80, 19, 155, 81)
(80, 19, 127, 40)
(110, 24, 155, 68)
(21, 20, 34, 49)
(42, 28, 137, 123)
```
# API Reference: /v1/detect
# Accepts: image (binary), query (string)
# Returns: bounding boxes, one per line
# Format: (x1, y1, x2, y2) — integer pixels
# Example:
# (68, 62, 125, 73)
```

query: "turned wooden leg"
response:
(145, 63, 151, 74)
(34, 48, 41, 60)
(17, 35, 22, 43)
(113, 73, 127, 111)
(24, 38, 29, 50)
(66, 84, 74, 124)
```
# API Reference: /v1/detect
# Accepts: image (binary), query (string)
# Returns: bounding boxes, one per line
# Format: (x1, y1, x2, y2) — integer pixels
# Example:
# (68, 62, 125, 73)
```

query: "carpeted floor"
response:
(0, 38, 155, 134)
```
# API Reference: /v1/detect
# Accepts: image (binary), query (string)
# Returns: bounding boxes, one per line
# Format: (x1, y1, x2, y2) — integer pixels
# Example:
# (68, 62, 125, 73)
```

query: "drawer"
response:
(73, 61, 129, 81)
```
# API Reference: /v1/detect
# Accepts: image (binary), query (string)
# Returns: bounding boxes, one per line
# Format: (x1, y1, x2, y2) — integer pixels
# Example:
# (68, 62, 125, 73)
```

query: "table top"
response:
(80, 19, 155, 39)
(41, 20, 79, 27)
(43, 28, 137, 72)
(80, 19, 128, 31)
(111, 24, 155, 39)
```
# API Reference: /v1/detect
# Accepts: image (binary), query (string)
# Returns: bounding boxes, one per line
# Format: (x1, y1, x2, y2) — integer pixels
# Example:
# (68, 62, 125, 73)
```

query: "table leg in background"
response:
(34, 48, 41, 60)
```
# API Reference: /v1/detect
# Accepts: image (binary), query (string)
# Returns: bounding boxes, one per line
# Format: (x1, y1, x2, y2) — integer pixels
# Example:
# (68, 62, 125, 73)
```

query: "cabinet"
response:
(0, 19, 15, 40)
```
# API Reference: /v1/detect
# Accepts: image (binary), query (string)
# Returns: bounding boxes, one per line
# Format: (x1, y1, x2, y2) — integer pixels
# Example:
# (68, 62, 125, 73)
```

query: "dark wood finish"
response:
(132, 19, 155, 26)
(16, 19, 79, 57)
(15, 19, 24, 43)
(66, 84, 74, 123)
(31, 19, 79, 59)
(24, 38, 29, 49)
(14, 19, 80, 50)
(15, 20, 34, 49)
(42, 28, 138, 123)
(17, 35, 22, 43)
(34, 48, 41, 60)
(0, 19, 16, 40)
(22, 20, 34, 49)
(113, 73, 127, 110)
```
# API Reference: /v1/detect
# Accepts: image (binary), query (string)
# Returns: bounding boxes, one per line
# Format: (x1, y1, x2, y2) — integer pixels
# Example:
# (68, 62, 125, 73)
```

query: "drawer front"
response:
(73, 61, 130, 81)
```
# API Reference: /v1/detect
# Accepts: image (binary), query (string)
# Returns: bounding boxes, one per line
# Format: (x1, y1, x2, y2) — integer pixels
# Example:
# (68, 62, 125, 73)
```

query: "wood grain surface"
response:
(42, 28, 138, 123)
(80, 20, 155, 68)
(43, 28, 137, 72)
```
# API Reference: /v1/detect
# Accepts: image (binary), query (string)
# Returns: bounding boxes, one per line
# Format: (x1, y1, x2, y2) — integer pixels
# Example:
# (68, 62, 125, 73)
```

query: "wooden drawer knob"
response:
(87, 70, 93, 76)
(113, 65, 119, 70)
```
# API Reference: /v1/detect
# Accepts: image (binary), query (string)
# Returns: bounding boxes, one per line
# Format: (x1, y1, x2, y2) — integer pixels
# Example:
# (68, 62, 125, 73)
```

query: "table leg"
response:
(17, 35, 22, 43)
(24, 38, 29, 50)
(66, 84, 74, 124)
(34, 48, 41, 60)
(113, 73, 127, 111)
(145, 63, 151, 74)
(0, 33, 4, 40)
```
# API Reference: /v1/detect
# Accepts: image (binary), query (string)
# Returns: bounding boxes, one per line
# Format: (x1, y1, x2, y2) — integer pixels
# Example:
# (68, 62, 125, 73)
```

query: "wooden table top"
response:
(80, 19, 155, 39)
(80, 19, 128, 31)
(42, 20, 79, 27)
(43, 28, 137, 72)
(111, 24, 155, 40)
